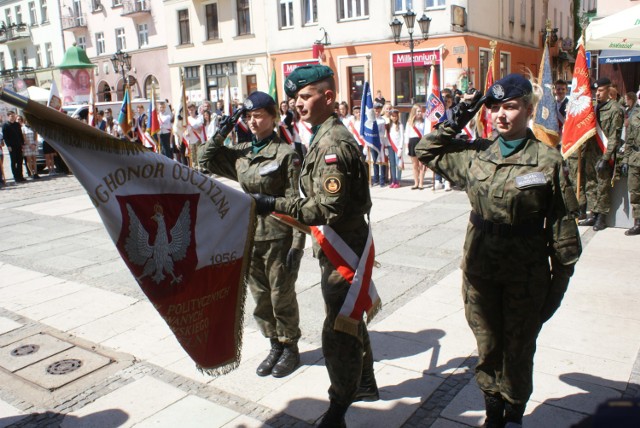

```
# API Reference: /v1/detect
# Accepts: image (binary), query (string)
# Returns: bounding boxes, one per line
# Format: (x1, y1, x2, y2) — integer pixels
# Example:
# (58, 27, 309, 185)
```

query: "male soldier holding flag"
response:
(252, 65, 379, 427)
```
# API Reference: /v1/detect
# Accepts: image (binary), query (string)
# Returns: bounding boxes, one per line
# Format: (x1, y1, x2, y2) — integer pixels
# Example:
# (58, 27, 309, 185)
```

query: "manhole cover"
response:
(46, 359, 83, 375)
(11, 344, 40, 357)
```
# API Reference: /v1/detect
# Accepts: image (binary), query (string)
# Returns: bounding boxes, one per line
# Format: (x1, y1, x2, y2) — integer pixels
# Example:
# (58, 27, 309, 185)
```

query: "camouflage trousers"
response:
(319, 252, 375, 406)
(567, 152, 586, 207)
(583, 141, 613, 215)
(463, 270, 549, 405)
(629, 165, 640, 219)
(248, 236, 301, 344)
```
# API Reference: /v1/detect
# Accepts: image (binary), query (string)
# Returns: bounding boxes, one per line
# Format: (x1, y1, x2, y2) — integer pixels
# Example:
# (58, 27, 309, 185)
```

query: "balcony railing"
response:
(0, 23, 31, 43)
(61, 14, 87, 30)
(121, 0, 150, 17)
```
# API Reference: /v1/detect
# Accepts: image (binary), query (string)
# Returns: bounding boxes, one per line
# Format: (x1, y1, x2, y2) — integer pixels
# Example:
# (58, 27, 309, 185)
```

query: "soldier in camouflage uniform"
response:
(621, 107, 640, 235)
(416, 74, 582, 428)
(252, 65, 378, 428)
(578, 77, 624, 231)
(200, 91, 305, 378)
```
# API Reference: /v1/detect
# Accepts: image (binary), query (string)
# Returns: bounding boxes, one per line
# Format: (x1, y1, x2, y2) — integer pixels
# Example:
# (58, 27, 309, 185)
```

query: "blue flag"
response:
(533, 43, 560, 147)
(359, 81, 383, 159)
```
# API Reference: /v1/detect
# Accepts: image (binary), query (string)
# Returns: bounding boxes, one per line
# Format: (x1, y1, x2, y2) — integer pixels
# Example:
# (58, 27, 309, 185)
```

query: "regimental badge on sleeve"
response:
(323, 176, 342, 194)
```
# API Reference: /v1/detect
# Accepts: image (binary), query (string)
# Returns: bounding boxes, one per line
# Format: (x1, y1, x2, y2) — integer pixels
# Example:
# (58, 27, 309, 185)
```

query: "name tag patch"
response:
(325, 154, 338, 164)
(259, 162, 280, 176)
(515, 172, 546, 189)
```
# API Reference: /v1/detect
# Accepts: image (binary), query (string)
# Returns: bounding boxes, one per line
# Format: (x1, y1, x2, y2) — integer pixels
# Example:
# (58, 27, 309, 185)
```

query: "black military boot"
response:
(354, 367, 379, 402)
(579, 212, 597, 226)
(593, 213, 607, 231)
(256, 339, 283, 377)
(578, 204, 587, 221)
(503, 401, 526, 427)
(483, 393, 505, 428)
(625, 219, 640, 236)
(271, 342, 300, 378)
(318, 400, 348, 428)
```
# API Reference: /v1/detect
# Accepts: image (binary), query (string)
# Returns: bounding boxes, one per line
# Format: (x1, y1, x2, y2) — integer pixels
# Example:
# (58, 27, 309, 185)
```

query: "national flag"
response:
(47, 80, 62, 111)
(148, 85, 160, 137)
(268, 64, 278, 106)
(424, 65, 445, 129)
(359, 81, 384, 162)
(533, 42, 560, 148)
(88, 78, 96, 127)
(117, 85, 133, 135)
(2, 89, 255, 374)
(561, 43, 596, 159)
(477, 52, 495, 138)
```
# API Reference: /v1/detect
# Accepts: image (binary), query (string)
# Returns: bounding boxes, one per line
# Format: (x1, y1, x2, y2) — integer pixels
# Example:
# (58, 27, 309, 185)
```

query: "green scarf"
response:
(498, 136, 527, 157)
(251, 132, 275, 154)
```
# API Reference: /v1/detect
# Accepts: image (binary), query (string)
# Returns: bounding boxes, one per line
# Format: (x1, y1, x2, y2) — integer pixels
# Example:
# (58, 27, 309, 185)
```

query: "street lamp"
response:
(390, 10, 431, 104)
(110, 50, 131, 99)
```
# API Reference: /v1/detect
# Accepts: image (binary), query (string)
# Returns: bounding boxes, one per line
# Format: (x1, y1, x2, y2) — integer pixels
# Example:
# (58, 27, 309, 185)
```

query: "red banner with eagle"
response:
(0, 89, 255, 375)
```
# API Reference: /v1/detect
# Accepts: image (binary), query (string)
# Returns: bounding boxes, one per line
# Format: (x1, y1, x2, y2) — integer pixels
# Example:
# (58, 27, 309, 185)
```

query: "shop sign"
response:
(282, 60, 320, 77)
(392, 50, 440, 68)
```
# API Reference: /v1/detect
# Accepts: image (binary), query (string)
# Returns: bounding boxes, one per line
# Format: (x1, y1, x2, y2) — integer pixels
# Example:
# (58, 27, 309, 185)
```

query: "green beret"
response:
(284, 65, 334, 98)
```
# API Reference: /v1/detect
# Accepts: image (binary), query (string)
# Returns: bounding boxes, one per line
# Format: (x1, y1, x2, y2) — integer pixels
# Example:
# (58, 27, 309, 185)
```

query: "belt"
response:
(469, 211, 544, 237)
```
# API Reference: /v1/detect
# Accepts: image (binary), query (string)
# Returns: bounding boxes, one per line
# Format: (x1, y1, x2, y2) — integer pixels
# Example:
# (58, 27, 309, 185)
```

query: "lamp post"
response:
(110, 50, 132, 99)
(390, 10, 431, 104)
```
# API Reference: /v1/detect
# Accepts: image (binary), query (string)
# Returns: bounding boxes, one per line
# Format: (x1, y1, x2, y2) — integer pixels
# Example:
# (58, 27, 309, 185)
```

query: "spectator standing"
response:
(405, 104, 426, 189)
(19, 116, 40, 179)
(622, 106, 640, 235)
(371, 102, 389, 187)
(157, 100, 174, 159)
(388, 107, 404, 188)
(2, 111, 25, 182)
(374, 89, 386, 106)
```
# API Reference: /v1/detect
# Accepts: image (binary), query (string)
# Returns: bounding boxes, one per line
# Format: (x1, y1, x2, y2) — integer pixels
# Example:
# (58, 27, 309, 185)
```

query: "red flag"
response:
(148, 85, 160, 136)
(3, 93, 255, 375)
(424, 65, 445, 131)
(477, 57, 494, 138)
(561, 44, 596, 159)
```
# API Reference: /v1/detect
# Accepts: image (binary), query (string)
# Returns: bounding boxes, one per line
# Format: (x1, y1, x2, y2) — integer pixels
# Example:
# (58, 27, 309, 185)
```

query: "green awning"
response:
(58, 44, 96, 69)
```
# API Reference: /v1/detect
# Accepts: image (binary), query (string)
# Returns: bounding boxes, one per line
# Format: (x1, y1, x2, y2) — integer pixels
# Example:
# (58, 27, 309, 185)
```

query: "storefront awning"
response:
(598, 49, 640, 64)
(585, 5, 640, 51)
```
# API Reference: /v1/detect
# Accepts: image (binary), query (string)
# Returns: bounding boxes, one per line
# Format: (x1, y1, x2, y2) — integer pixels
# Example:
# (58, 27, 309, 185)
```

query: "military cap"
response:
(284, 65, 334, 98)
(243, 91, 276, 111)
(484, 73, 532, 106)
(591, 77, 612, 89)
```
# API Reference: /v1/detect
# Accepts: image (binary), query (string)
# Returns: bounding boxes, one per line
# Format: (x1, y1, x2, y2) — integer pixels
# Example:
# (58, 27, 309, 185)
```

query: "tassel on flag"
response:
(47, 80, 62, 111)
(118, 85, 133, 136)
(359, 82, 384, 162)
(532, 40, 560, 148)
(561, 43, 597, 159)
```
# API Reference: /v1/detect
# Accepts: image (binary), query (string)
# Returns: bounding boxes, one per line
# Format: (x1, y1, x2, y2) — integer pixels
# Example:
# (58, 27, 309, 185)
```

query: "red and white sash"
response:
(388, 131, 399, 154)
(348, 121, 366, 148)
(310, 224, 381, 335)
(279, 123, 294, 144)
(412, 124, 423, 139)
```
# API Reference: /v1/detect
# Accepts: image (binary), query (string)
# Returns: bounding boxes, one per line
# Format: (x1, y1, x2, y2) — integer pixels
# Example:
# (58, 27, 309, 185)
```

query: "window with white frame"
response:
(426, 0, 444, 8)
(40, 0, 47, 23)
(28, 2, 37, 25)
(5, 9, 13, 26)
(393, 0, 412, 14)
(21, 48, 27, 68)
(520, 0, 526, 26)
(205, 3, 219, 40)
(15, 5, 23, 24)
(35, 45, 41, 68)
(508, 0, 514, 23)
(337, 0, 369, 20)
(96, 32, 105, 55)
(137, 23, 148, 47)
(11, 50, 17, 68)
(500, 52, 510, 78)
(178, 9, 190, 44)
(115, 27, 126, 51)
(45, 42, 52, 66)
(237, 0, 251, 35)
(280, 0, 294, 28)
(303, 0, 317, 25)
(77, 35, 86, 50)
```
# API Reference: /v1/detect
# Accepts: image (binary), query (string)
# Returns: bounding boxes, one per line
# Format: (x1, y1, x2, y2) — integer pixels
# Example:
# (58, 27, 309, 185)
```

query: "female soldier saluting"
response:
(416, 74, 582, 427)
(200, 91, 305, 379)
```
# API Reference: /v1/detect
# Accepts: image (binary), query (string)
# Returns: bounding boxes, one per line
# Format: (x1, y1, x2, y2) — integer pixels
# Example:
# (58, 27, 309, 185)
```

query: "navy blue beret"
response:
(591, 77, 612, 90)
(284, 65, 334, 98)
(484, 73, 532, 106)
(243, 91, 275, 111)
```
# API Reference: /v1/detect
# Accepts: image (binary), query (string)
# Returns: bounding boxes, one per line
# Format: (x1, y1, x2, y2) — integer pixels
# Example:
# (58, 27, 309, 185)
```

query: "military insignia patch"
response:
(492, 84, 505, 100)
(244, 99, 254, 110)
(325, 154, 338, 164)
(323, 176, 341, 194)
(515, 172, 546, 189)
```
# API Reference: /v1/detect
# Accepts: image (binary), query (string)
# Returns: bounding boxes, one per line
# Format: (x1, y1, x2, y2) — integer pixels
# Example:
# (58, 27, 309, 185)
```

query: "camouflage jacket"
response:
(416, 125, 582, 281)
(200, 133, 305, 248)
(274, 115, 371, 254)
(624, 108, 640, 167)
(597, 99, 624, 161)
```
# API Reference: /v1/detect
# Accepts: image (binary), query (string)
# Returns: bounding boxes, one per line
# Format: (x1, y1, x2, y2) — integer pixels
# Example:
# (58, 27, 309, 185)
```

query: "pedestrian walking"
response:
(2, 111, 25, 182)
(416, 73, 582, 428)
(251, 65, 379, 427)
(200, 91, 305, 378)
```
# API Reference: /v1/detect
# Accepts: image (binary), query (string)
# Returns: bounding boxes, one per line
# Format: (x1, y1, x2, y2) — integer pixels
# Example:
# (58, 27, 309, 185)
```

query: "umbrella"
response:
(585, 5, 640, 50)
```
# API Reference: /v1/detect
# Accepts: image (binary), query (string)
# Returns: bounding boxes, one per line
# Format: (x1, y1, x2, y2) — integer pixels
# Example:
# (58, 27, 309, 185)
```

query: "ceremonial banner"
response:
(118, 86, 133, 135)
(477, 50, 495, 138)
(562, 43, 596, 159)
(47, 81, 62, 111)
(533, 42, 560, 148)
(360, 81, 384, 161)
(424, 65, 445, 130)
(268, 64, 278, 106)
(148, 86, 160, 137)
(0, 89, 255, 374)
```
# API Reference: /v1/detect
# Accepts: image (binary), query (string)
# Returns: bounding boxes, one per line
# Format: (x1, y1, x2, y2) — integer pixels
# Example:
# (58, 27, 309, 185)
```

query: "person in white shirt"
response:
(404, 104, 427, 189)
(184, 102, 204, 169)
(387, 108, 404, 188)
(371, 102, 390, 187)
(338, 101, 353, 126)
(157, 100, 174, 159)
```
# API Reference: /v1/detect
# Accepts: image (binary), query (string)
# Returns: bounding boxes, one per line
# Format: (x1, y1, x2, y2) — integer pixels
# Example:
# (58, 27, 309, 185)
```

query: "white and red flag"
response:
(3, 90, 255, 375)
(561, 43, 596, 159)
(424, 65, 445, 131)
(477, 55, 495, 138)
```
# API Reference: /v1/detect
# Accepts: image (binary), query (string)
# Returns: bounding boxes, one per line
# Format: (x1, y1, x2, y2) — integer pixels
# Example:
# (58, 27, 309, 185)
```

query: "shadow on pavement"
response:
(0, 408, 129, 427)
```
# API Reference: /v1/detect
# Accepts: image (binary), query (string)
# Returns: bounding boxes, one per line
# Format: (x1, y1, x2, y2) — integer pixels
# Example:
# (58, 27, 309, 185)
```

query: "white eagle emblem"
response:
(567, 77, 593, 116)
(492, 84, 505, 99)
(124, 202, 192, 285)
